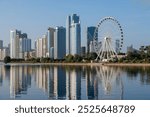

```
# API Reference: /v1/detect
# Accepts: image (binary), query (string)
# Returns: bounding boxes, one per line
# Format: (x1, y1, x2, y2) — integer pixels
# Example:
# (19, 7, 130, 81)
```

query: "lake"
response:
(0, 64, 150, 100)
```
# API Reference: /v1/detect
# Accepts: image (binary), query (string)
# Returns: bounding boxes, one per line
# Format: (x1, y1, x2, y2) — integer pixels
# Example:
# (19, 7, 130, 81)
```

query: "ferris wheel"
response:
(93, 17, 124, 61)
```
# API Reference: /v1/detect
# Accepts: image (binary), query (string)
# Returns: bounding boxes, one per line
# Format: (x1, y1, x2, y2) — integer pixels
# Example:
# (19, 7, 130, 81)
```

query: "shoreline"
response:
(3, 62, 150, 67)
(104, 63, 150, 66)
(5, 62, 101, 66)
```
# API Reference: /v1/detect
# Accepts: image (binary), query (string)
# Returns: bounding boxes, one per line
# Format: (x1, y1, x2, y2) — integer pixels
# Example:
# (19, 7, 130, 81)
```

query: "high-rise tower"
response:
(66, 14, 81, 55)
(47, 27, 55, 58)
(54, 26, 66, 59)
(10, 30, 28, 58)
(86, 26, 97, 53)
(35, 35, 48, 58)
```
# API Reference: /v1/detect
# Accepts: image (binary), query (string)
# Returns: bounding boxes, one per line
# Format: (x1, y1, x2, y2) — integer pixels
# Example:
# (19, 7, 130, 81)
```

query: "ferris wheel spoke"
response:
(93, 17, 123, 62)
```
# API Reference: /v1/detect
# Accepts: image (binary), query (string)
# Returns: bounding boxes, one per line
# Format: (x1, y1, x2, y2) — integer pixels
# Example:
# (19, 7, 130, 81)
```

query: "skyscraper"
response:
(42, 35, 48, 57)
(81, 46, 86, 57)
(35, 38, 42, 58)
(10, 30, 20, 58)
(10, 30, 31, 59)
(54, 26, 66, 59)
(86, 26, 97, 53)
(47, 27, 55, 58)
(35, 35, 48, 58)
(66, 14, 81, 55)
(19, 38, 31, 53)
(66, 16, 71, 55)
(0, 40, 3, 49)
(19, 38, 31, 58)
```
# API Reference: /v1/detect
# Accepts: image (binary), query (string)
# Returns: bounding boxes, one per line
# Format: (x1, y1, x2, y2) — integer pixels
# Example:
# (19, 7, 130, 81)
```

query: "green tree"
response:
(73, 54, 82, 62)
(36, 58, 40, 62)
(40, 57, 50, 63)
(126, 51, 141, 60)
(139, 46, 146, 59)
(65, 54, 74, 62)
(4, 56, 11, 64)
(145, 46, 150, 57)
(88, 52, 97, 60)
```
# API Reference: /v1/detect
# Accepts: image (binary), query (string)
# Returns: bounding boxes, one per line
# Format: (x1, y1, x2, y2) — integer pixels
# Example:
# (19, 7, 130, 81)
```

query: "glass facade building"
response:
(54, 26, 66, 59)
(66, 14, 81, 55)
(19, 38, 31, 52)
(19, 38, 31, 58)
(86, 26, 97, 53)
(10, 30, 28, 59)
(47, 27, 55, 58)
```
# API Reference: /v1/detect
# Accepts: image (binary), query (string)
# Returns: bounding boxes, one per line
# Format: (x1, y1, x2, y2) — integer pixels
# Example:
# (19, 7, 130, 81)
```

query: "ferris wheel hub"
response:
(104, 37, 111, 40)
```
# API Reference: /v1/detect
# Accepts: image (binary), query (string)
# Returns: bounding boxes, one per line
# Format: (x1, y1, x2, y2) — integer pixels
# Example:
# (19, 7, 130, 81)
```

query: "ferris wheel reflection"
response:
(96, 66, 124, 99)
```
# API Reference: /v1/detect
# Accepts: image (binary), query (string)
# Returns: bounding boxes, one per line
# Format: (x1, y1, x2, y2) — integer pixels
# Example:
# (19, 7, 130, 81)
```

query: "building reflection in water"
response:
(54, 66, 66, 99)
(10, 66, 31, 99)
(35, 66, 49, 94)
(7, 65, 124, 99)
(66, 66, 81, 100)
(1, 64, 150, 100)
(0, 67, 3, 86)
(85, 66, 98, 100)
(0, 66, 10, 86)
(48, 66, 54, 99)
(34, 66, 82, 100)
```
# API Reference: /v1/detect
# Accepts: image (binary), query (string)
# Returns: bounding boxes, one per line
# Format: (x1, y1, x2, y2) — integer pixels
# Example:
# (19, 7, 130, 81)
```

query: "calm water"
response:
(0, 65, 150, 100)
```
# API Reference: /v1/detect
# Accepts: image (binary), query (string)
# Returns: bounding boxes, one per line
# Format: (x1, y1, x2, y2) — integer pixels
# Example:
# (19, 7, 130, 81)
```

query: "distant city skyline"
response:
(0, 0, 150, 51)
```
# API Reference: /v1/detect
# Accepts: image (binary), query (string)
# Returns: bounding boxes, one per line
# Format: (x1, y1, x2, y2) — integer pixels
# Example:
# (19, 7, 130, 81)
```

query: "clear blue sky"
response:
(0, 0, 150, 51)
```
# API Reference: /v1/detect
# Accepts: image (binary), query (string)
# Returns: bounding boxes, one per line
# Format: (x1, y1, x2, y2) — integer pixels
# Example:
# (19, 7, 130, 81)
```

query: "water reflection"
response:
(0, 66, 10, 86)
(10, 66, 31, 98)
(0, 65, 150, 100)
(66, 66, 81, 100)
(96, 66, 123, 99)
(122, 67, 150, 85)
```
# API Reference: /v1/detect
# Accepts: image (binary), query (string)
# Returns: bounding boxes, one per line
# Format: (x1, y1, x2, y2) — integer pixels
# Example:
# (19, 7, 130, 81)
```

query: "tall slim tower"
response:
(54, 26, 66, 59)
(66, 16, 71, 55)
(66, 14, 81, 55)
(47, 27, 55, 58)
(10, 30, 21, 58)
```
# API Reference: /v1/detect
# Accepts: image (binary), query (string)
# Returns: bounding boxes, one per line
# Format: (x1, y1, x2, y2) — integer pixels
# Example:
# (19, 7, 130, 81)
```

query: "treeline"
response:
(4, 47, 150, 64)
(118, 46, 150, 63)
(3, 52, 98, 64)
